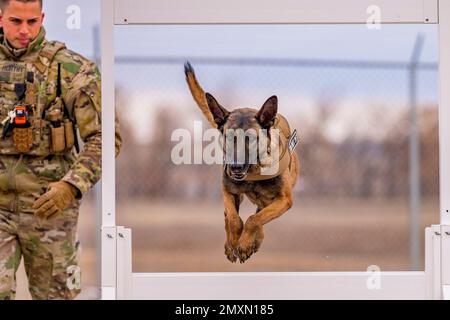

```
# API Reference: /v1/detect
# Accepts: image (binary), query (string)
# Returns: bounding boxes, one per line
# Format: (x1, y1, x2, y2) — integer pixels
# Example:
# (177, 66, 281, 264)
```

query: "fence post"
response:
(409, 34, 424, 271)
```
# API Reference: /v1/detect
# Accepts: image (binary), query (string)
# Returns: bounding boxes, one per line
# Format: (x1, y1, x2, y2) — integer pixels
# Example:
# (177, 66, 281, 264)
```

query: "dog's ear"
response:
(206, 92, 229, 129)
(256, 95, 278, 128)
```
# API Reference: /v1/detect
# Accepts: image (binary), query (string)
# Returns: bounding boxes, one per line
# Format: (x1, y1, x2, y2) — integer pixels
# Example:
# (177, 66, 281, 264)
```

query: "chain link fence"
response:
(68, 25, 440, 274)
(107, 54, 439, 272)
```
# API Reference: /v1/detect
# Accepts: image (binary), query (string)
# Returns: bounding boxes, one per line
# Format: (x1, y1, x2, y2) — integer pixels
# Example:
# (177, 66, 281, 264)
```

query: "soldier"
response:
(0, 0, 122, 299)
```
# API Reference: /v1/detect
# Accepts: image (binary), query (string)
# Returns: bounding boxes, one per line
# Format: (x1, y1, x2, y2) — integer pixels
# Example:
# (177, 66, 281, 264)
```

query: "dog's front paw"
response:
(236, 237, 259, 263)
(224, 242, 238, 263)
(236, 227, 264, 263)
(236, 241, 255, 263)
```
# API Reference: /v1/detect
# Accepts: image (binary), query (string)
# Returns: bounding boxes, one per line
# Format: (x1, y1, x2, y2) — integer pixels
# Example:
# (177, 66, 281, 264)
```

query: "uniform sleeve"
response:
(61, 60, 123, 197)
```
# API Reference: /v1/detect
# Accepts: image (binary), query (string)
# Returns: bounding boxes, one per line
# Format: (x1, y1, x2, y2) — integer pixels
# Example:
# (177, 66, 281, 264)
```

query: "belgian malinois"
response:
(184, 62, 300, 263)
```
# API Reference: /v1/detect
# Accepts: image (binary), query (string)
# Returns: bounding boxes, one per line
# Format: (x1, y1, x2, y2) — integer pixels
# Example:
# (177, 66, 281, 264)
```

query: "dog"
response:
(184, 62, 300, 263)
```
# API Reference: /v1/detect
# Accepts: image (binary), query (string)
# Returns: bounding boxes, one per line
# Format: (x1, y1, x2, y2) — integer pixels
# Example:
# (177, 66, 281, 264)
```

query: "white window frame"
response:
(100, 0, 450, 300)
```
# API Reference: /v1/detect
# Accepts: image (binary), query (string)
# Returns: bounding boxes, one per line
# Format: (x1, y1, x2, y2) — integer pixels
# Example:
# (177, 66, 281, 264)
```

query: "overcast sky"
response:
(43, 0, 438, 62)
(40, 0, 439, 142)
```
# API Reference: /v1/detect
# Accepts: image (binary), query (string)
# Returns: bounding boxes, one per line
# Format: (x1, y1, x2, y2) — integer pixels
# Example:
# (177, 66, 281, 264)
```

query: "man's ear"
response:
(205, 92, 229, 129)
(41, 12, 45, 24)
(256, 95, 278, 128)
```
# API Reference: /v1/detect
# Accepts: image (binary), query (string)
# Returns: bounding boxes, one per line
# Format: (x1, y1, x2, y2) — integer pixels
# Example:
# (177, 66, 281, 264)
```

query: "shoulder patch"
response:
(62, 62, 81, 74)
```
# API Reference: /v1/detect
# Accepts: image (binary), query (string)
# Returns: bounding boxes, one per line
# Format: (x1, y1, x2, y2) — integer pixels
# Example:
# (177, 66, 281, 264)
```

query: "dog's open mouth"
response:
(231, 172, 247, 181)
(227, 164, 251, 181)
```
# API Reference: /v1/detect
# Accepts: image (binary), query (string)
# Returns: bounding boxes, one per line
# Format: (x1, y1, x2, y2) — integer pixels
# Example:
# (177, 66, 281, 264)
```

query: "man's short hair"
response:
(0, 0, 43, 11)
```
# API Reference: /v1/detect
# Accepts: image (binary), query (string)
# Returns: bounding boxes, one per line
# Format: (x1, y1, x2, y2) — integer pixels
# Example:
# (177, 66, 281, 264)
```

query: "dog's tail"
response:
(184, 61, 217, 128)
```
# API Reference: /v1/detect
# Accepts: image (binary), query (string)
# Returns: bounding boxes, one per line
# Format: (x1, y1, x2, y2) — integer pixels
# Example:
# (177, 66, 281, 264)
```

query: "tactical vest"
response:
(0, 40, 73, 156)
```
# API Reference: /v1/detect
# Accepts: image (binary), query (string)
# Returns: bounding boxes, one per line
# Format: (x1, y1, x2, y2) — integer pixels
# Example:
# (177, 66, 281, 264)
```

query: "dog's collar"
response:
(244, 145, 291, 181)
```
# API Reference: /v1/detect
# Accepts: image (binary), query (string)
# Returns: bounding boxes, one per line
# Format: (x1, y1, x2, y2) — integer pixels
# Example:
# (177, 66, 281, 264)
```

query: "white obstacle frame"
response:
(100, 0, 450, 300)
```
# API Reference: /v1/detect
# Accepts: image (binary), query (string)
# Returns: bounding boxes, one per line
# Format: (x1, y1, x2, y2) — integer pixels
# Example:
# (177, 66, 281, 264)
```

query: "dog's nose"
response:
(230, 164, 245, 172)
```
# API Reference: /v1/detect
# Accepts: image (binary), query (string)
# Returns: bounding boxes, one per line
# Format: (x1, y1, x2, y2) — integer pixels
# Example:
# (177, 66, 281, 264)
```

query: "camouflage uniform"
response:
(0, 27, 122, 299)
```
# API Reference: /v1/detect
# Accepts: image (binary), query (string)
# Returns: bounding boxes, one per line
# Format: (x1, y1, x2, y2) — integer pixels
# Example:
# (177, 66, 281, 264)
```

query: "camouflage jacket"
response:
(0, 27, 122, 197)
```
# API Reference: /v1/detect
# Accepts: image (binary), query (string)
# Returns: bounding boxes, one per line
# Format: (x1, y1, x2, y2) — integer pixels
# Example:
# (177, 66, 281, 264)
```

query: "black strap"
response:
(57, 63, 80, 153)
(14, 83, 26, 101)
(56, 63, 62, 97)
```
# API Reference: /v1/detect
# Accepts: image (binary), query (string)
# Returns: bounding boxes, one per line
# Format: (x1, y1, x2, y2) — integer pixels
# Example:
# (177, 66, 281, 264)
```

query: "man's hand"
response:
(33, 181, 78, 219)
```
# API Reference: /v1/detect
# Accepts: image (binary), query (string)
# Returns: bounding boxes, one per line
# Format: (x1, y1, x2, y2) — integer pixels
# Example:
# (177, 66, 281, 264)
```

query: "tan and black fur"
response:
(184, 62, 300, 263)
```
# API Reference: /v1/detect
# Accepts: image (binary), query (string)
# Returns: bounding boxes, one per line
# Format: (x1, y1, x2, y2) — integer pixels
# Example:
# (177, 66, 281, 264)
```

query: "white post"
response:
(116, 227, 133, 300)
(101, 0, 117, 299)
(439, 0, 450, 225)
(439, 0, 450, 299)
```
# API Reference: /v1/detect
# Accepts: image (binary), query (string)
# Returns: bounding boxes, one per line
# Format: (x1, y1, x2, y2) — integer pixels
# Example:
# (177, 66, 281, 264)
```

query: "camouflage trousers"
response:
(0, 154, 81, 300)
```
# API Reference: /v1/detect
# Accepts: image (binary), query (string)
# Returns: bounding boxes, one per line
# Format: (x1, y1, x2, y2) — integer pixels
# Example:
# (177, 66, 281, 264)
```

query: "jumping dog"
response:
(184, 62, 300, 263)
